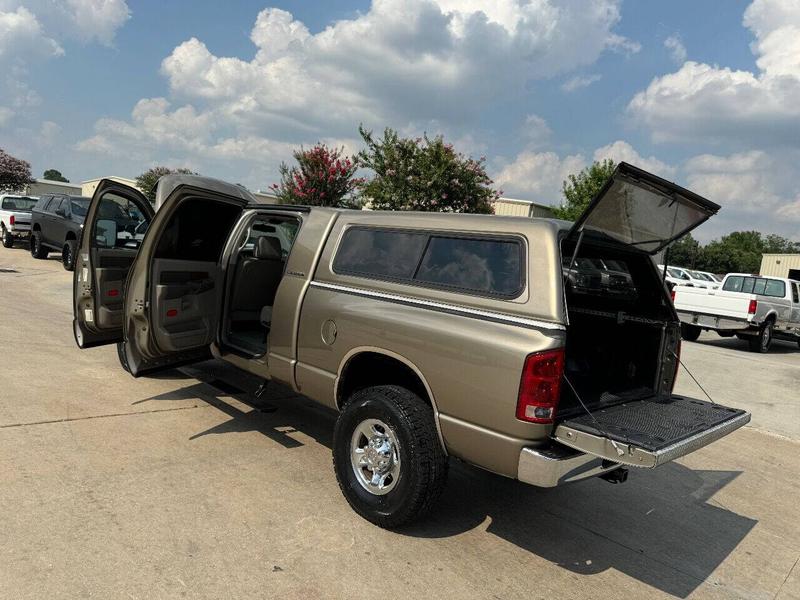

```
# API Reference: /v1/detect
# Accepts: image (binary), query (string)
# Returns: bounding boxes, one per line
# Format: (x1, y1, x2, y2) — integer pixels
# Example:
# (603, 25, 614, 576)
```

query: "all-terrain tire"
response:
(748, 320, 773, 353)
(62, 239, 77, 271)
(1, 226, 14, 248)
(30, 232, 48, 259)
(680, 323, 701, 342)
(333, 385, 448, 528)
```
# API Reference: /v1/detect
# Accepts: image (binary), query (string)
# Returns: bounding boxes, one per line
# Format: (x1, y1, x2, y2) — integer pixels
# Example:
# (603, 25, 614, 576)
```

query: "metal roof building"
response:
(760, 254, 800, 280)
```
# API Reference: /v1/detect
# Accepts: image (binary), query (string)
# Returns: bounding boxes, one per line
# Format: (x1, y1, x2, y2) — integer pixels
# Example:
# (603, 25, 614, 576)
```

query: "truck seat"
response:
(229, 236, 283, 323)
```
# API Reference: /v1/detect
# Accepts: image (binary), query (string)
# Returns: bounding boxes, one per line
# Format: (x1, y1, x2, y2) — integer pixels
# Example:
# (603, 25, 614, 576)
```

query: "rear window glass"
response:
(723, 276, 785, 298)
(333, 229, 429, 280)
(1, 196, 37, 210)
(333, 228, 524, 298)
(563, 254, 638, 301)
(416, 236, 522, 296)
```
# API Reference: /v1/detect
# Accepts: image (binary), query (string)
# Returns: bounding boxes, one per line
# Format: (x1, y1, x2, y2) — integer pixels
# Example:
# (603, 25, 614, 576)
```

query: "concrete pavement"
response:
(1, 246, 798, 599)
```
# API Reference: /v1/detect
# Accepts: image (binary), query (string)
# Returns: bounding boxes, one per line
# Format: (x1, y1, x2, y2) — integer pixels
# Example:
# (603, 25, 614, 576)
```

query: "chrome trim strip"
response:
(309, 281, 566, 331)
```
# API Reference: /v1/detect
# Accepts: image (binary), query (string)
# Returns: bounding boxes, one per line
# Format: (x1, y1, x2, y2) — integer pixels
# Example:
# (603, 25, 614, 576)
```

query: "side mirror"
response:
(95, 219, 118, 247)
(55, 208, 66, 217)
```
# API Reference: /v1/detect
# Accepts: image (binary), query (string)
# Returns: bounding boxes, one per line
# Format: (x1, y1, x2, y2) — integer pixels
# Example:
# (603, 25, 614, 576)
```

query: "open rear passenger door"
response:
(119, 176, 252, 376)
(73, 180, 154, 348)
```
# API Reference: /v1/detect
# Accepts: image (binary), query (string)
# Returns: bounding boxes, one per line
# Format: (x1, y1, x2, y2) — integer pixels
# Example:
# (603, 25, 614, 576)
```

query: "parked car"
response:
(656, 264, 713, 288)
(691, 270, 723, 286)
(30, 193, 146, 270)
(687, 269, 721, 289)
(71, 164, 750, 528)
(674, 273, 800, 351)
(0, 194, 37, 248)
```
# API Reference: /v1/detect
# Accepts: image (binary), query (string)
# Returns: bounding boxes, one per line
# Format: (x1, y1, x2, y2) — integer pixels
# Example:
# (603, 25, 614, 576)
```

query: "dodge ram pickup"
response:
(674, 273, 800, 351)
(71, 164, 751, 527)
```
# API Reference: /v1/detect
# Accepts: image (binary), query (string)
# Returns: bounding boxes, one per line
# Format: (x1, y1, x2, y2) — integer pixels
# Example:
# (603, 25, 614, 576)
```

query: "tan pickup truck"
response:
(72, 163, 750, 528)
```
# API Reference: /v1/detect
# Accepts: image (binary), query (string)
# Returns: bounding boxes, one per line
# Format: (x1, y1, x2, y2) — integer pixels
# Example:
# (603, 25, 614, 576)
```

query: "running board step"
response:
(554, 395, 750, 468)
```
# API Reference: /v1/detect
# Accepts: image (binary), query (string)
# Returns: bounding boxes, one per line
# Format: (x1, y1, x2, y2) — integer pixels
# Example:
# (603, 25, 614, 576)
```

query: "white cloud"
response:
(62, 0, 130, 45)
(521, 114, 552, 146)
(561, 73, 602, 92)
(78, 0, 633, 189)
(593, 140, 676, 178)
(494, 150, 586, 203)
(0, 6, 63, 62)
(663, 34, 686, 64)
(628, 0, 800, 148)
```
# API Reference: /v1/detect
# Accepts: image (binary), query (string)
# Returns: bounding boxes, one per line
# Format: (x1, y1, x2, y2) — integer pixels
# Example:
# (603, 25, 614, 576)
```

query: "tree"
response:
(135, 166, 194, 203)
(667, 233, 703, 268)
(0, 148, 35, 193)
(702, 231, 766, 274)
(43, 169, 69, 182)
(763, 234, 800, 254)
(270, 144, 362, 207)
(554, 159, 616, 221)
(357, 126, 498, 213)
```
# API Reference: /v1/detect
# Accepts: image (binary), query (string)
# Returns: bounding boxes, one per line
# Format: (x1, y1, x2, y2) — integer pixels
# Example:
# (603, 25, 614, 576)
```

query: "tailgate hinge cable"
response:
(561, 374, 626, 457)
(670, 349, 716, 404)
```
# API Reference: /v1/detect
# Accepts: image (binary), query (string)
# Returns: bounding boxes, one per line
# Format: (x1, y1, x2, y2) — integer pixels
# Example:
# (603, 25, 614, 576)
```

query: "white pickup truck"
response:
(0, 194, 38, 248)
(674, 273, 800, 352)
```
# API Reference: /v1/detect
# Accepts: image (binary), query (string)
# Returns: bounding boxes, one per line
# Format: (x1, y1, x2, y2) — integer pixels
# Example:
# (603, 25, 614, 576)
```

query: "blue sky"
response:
(2, 0, 798, 241)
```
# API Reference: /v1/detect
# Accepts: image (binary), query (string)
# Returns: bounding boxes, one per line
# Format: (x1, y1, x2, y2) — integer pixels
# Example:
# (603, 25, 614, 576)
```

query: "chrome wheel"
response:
(350, 418, 401, 495)
(761, 324, 771, 351)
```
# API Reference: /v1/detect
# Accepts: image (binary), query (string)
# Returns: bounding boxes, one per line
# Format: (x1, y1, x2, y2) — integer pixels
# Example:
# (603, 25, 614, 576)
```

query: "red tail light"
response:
(107, 289, 119, 297)
(9, 215, 14, 226)
(516, 348, 565, 424)
(670, 288, 676, 302)
(748, 299, 758, 314)
(166, 309, 178, 317)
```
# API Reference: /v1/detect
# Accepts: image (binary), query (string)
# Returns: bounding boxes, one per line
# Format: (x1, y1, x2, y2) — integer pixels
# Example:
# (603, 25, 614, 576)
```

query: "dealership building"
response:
(760, 254, 800, 280)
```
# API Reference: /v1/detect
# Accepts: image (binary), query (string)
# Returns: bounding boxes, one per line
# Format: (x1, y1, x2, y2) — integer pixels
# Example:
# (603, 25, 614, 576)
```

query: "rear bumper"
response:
(517, 443, 622, 487)
(677, 310, 754, 331)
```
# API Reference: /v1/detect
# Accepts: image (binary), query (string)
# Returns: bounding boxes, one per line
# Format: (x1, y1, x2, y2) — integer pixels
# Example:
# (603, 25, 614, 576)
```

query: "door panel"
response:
(151, 259, 221, 352)
(73, 181, 154, 349)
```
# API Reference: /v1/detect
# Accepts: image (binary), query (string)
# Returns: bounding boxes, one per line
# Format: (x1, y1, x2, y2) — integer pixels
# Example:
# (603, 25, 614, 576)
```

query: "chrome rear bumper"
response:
(517, 443, 621, 488)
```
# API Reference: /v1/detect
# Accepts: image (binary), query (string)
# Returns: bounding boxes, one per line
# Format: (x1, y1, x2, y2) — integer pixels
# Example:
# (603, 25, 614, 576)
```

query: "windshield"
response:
(667, 268, 686, 279)
(2, 196, 37, 211)
(70, 198, 90, 217)
(690, 271, 712, 281)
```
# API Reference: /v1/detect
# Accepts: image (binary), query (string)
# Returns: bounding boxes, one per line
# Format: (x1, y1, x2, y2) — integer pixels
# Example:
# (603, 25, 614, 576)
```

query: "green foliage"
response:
(271, 144, 362, 207)
(668, 231, 800, 274)
(357, 126, 498, 213)
(554, 159, 616, 221)
(135, 166, 194, 203)
(667, 233, 703, 268)
(43, 169, 69, 182)
(0, 148, 35, 193)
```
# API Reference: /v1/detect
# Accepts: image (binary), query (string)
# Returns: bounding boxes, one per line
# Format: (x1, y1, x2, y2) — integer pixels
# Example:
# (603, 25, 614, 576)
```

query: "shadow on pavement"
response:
(136, 361, 757, 598)
(689, 335, 798, 354)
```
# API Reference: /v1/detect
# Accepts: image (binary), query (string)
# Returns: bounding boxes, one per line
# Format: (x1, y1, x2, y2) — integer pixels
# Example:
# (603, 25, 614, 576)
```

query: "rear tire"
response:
(680, 323, 701, 342)
(62, 240, 76, 271)
(30, 232, 48, 259)
(1, 227, 14, 248)
(748, 320, 773, 353)
(333, 385, 448, 528)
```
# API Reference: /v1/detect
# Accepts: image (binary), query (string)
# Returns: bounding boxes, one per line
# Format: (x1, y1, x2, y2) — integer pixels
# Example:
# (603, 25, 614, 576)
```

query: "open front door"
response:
(73, 180, 154, 348)
(567, 162, 720, 254)
(120, 176, 252, 376)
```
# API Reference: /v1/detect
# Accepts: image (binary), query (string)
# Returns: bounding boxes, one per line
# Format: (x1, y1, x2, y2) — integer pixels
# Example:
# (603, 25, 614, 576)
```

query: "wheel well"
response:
(337, 352, 431, 410)
(65, 232, 77, 242)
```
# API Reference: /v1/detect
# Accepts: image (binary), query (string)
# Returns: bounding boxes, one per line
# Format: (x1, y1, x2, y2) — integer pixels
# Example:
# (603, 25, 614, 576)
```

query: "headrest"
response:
(254, 235, 282, 260)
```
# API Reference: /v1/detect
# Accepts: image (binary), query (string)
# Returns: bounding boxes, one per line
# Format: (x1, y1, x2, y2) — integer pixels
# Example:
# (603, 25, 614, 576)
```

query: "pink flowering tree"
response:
(0, 148, 35, 193)
(271, 144, 362, 208)
(357, 126, 498, 213)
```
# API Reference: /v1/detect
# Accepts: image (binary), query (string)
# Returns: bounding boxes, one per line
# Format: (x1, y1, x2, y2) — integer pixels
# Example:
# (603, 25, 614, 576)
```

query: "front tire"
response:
(681, 323, 701, 342)
(1, 227, 14, 248)
(30, 232, 48, 259)
(748, 321, 773, 353)
(333, 385, 448, 528)
(62, 240, 76, 271)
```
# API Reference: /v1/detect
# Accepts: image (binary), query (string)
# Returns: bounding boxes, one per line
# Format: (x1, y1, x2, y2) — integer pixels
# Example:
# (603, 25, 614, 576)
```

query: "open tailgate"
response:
(554, 395, 750, 468)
